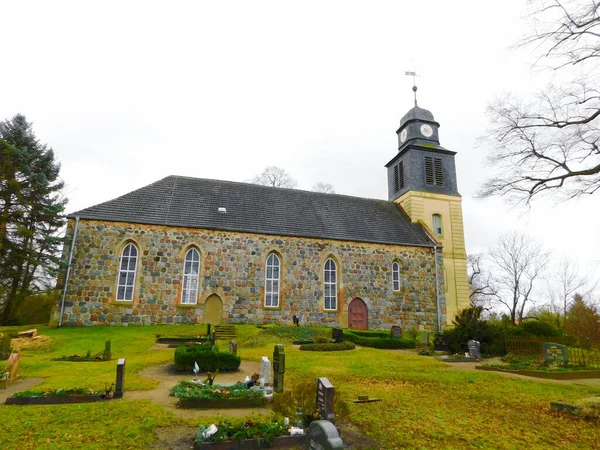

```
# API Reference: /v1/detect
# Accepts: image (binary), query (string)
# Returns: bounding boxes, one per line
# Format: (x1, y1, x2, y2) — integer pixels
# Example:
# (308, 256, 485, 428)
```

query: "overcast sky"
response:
(3, 1, 599, 292)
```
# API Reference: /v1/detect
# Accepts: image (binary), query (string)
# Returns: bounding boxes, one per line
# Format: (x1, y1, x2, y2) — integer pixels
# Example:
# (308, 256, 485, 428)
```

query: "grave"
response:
(260, 356, 271, 386)
(229, 340, 237, 355)
(467, 339, 482, 360)
(103, 339, 112, 361)
(391, 325, 402, 338)
(114, 358, 126, 398)
(0, 333, 11, 360)
(543, 342, 568, 365)
(332, 328, 343, 344)
(433, 333, 449, 351)
(272, 344, 285, 393)
(316, 377, 335, 423)
(293, 315, 300, 326)
(420, 331, 430, 345)
(6, 349, 21, 383)
(306, 420, 343, 450)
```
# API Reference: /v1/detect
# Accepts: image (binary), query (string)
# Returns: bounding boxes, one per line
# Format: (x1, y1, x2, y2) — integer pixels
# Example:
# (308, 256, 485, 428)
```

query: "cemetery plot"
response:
(171, 381, 269, 409)
(52, 340, 112, 361)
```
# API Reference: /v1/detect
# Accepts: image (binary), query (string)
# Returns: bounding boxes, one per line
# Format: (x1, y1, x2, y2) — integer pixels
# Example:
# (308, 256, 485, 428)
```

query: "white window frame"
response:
(181, 248, 200, 305)
(392, 262, 400, 291)
(264, 253, 280, 307)
(324, 258, 338, 310)
(432, 214, 443, 236)
(116, 243, 138, 301)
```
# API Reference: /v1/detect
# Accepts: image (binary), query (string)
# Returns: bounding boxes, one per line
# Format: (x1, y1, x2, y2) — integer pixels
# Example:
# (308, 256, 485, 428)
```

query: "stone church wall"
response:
(55, 219, 446, 330)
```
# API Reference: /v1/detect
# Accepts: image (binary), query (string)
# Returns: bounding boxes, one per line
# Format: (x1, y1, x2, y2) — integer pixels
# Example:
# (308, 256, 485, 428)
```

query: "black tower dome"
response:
(396, 105, 441, 149)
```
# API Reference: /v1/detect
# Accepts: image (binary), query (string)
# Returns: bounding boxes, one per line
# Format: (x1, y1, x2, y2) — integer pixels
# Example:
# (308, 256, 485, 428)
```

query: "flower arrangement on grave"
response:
(170, 381, 266, 400)
(196, 417, 289, 445)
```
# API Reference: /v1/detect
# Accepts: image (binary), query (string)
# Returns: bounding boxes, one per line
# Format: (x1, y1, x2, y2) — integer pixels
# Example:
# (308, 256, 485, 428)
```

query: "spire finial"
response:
(405, 70, 419, 106)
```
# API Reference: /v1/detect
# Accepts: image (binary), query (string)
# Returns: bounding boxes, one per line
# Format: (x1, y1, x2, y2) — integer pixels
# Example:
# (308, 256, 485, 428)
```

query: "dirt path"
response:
(0, 377, 45, 403)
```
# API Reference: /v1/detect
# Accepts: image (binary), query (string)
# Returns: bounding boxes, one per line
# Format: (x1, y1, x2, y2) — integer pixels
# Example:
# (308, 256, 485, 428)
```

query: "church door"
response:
(204, 294, 223, 325)
(348, 297, 368, 330)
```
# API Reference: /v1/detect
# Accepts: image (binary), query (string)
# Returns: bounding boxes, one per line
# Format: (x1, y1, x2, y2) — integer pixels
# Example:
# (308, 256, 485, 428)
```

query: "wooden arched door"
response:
(348, 297, 368, 330)
(204, 294, 223, 325)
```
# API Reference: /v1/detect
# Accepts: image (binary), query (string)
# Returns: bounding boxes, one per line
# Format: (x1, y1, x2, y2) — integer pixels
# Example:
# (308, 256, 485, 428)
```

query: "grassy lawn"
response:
(1, 324, 599, 449)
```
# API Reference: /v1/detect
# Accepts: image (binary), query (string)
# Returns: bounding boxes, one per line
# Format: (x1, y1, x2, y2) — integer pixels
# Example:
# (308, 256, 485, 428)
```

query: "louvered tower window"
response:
(424, 157, 444, 186)
(393, 161, 405, 192)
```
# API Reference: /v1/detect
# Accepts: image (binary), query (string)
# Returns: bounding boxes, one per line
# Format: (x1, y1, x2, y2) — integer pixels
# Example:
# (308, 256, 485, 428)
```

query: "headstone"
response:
(260, 356, 272, 386)
(7, 349, 21, 381)
(316, 377, 335, 424)
(332, 328, 343, 343)
(467, 340, 482, 360)
(293, 315, 300, 326)
(114, 358, 126, 398)
(433, 333, 450, 351)
(420, 331, 430, 345)
(391, 325, 402, 338)
(272, 344, 285, 393)
(210, 332, 216, 345)
(306, 420, 344, 450)
(103, 340, 112, 361)
(229, 340, 237, 355)
(0, 333, 11, 360)
(543, 342, 568, 365)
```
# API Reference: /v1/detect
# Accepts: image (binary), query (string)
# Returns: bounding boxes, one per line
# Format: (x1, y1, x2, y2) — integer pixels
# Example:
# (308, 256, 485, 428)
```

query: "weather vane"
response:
(405, 70, 419, 106)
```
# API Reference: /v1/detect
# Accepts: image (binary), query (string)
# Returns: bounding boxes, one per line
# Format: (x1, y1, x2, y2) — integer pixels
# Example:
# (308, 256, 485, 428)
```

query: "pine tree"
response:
(0, 114, 66, 325)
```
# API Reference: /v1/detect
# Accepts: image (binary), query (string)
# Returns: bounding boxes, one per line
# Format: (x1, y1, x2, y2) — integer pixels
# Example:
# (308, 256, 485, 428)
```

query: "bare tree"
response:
(488, 231, 551, 325)
(312, 182, 335, 194)
(251, 166, 297, 188)
(480, 0, 600, 204)
(545, 256, 597, 327)
(467, 253, 499, 311)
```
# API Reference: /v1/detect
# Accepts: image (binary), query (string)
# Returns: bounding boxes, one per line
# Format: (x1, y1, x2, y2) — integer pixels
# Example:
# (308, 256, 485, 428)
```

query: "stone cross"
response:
(391, 325, 402, 338)
(543, 343, 568, 365)
(316, 377, 335, 424)
(260, 356, 271, 386)
(114, 358, 126, 398)
(467, 340, 482, 360)
(306, 420, 343, 450)
(272, 344, 285, 393)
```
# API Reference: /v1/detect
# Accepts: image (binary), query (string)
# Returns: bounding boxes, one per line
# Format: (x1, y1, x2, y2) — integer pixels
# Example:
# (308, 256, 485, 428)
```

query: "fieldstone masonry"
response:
(54, 219, 446, 329)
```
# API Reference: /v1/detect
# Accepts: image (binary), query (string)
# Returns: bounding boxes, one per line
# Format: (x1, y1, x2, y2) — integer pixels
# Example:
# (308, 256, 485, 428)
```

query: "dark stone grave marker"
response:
(114, 358, 126, 399)
(210, 332, 216, 345)
(332, 328, 343, 343)
(467, 340, 482, 360)
(229, 340, 237, 355)
(306, 420, 343, 450)
(272, 344, 285, 393)
(433, 333, 450, 351)
(543, 342, 568, 364)
(293, 315, 300, 326)
(316, 377, 335, 423)
(391, 325, 402, 338)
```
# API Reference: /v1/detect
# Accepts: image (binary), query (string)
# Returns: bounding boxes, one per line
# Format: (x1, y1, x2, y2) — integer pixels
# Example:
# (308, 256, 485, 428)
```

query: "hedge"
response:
(299, 341, 356, 351)
(174, 343, 241, 372)
(344, 332, 415, 349)
(345, 330, 390, 339)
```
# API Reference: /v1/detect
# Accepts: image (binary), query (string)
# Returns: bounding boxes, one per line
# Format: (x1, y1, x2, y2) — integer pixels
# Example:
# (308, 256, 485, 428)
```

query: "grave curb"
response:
(193, 435, 306, 449)
(5, 394, 114, 405)
(177, 396, 269, 409)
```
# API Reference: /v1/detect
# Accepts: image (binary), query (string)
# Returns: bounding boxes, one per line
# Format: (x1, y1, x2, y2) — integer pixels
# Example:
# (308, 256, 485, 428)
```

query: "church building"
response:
(53, 102, 469, 330)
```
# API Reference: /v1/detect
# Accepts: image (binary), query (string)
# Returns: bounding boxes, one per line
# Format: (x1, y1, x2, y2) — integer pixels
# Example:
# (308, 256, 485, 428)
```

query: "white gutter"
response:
(58, 216, 79, 327)
(433, 244, 442, 333)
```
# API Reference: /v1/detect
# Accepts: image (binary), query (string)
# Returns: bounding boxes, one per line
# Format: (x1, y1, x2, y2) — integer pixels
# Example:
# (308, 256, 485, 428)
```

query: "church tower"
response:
(385, 96, 470, 326)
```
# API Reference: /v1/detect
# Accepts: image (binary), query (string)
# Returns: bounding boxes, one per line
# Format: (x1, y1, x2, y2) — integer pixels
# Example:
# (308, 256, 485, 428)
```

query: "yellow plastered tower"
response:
(385, 103, 470, 326)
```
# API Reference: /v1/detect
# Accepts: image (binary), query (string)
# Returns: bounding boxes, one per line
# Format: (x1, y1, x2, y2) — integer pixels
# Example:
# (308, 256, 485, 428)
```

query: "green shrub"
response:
(314, 336, 330, 344)
(344, 331, 416, 349)
(299, 341, 355, 351)
(513, 320, 562, 337)
(243, 326, 330, 347)
(272, 379, 350, 420)
(404, 327, 419, 343)
(174, 344, 240, 372)
(345, 330, 389, 338)
(444, 307, 508, 356)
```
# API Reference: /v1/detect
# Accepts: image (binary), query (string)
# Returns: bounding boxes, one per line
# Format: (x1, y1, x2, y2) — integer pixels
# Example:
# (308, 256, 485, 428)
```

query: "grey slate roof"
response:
(69, 176, 434, 247)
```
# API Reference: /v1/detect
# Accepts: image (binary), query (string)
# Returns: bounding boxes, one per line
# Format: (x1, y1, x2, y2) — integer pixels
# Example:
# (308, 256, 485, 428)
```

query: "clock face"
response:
(420, 124, 433, 137)
(400, 129, 408, 143)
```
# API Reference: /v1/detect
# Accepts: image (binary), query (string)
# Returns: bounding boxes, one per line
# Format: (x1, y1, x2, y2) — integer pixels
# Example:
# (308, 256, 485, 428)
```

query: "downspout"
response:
(433, 244, 442, 333)
(59, 216, 79, 327)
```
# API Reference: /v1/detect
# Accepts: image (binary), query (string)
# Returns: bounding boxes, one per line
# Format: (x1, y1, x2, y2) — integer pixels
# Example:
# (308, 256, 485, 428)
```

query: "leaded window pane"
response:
(181, 248, 201, 305)
(264, 253, 280, 307)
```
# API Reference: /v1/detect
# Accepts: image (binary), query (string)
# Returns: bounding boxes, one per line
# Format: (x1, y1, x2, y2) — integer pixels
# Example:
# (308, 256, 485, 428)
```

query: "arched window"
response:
(392, 262, 400, 291)
(324, 258, 337, 310)
(116, 243, 138, 301)
(265, 253, 280, 307)
(181, 248, 200, 305)
(432, 214, 443, 236)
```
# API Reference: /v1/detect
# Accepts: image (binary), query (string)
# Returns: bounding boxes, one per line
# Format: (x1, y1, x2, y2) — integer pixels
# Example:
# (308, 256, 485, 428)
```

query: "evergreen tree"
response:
(0, 114, 66, 325)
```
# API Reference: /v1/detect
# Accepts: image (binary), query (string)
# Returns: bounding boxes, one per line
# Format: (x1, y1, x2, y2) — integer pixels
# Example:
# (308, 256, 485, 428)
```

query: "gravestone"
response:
(332, 328, 343, 343)
(114, 358, 126, 399)
(0, 333, 11, 360)
(420, 331, 430, 345)
(260, 356, 272, 386)
(433, 333, 450, 351)
(316, 377, 335, 423)
(229, 340, 237, 355)
(467, 340, 482, 360)
(7, 349, 21, 382)
(391, 325, 402, 339)
(103, 340, 112, 361)
(272, 344, 285, 393)
(210, 332, 216, 345)
(306, 420, 344, 450)
(293, 315, 300, 326)
(543, 342, 568, 365)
